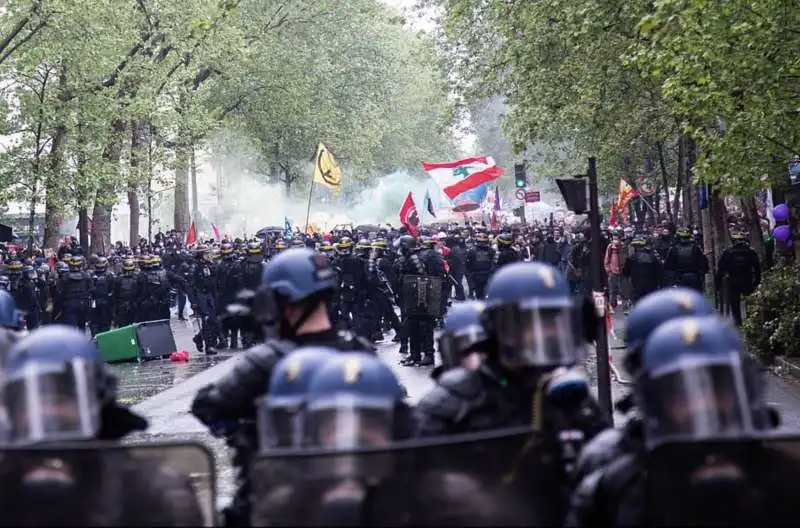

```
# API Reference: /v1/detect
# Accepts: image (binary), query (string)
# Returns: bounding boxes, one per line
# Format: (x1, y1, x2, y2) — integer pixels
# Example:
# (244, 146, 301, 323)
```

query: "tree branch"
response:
(0, 18, 47, 67)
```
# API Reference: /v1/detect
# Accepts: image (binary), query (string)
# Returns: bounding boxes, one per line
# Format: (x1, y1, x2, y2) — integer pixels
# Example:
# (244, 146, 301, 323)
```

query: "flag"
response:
(313, 142, 342, 191)
(185, 220, 197, 246)
(423, 156, 504, 200)
(424, 189, 436, 217)
(610, 179, 637, 226)
(284, 216, 293, 238)
(211, 223, 221, 240)
(491, 186, 500, 230)
(399, 192, 420, 236)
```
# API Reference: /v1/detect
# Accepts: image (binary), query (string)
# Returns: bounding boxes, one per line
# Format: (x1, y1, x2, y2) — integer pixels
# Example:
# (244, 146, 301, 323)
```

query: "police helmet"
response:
(305, 352, 408, 449)
(69, 255, 84, 270)
(437, 301, 488, 369)
(2, 326, 117, 445)
(484, 262, 580, 370)
(624, 288, 714, 377)
(675, 226, 692, 240)
(397, 235, 417, 255)
(6, 260, 23, 273)
(56, 262, 69, 276)
(246, 241, 262, 255)
(0, 290, 18, 328)
(122, 258, 136, 272)
(94, 256, 108, 270)
(220, 242, 235, 256)
(256, 346, 338, 451)
(337, 237, 354, 256)
(638, 315, 755, 448)
(253, 248, 337, 332)
(496, 233, 514, 247)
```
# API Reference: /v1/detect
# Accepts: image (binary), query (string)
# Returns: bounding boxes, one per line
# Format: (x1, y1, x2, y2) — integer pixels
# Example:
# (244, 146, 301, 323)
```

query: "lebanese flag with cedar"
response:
(422, 157, 504, 200)
(399, 192, 420, 236)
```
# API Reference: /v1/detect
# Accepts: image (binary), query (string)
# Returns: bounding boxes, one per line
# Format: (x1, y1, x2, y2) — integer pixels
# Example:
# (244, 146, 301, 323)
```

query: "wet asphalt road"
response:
(123, 313, 800, 507)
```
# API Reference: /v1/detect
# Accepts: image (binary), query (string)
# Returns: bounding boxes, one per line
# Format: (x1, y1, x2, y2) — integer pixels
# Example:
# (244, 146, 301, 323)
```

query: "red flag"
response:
(399, 192, 420, 236)
(211, 223, 221, 240)
(185, 220, 197, 246)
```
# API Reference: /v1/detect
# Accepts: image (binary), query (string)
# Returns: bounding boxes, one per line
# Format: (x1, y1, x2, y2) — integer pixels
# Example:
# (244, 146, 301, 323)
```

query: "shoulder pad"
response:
(417, 367, 482, 421)
(574, 427, 625, 482)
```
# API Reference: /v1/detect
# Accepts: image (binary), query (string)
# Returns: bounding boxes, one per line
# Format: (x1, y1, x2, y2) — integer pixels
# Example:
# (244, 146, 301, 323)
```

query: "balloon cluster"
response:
(773, 204, 792, 247)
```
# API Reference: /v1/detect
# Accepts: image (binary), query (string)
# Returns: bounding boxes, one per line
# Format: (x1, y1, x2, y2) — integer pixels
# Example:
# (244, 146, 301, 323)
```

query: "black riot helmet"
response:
(246, 241, 262, 255)
(68, 256, 84, 270)
(397, 235, 417, 256)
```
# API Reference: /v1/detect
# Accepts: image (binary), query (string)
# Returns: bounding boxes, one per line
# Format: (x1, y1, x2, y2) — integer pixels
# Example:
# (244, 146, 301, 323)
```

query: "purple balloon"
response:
(773, 224, 792, 243)
(773, 203, 790, 222)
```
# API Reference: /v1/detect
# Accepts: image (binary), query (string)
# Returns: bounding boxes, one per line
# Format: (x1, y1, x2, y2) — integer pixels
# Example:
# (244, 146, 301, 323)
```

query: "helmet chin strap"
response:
(279, 300, 321, 339)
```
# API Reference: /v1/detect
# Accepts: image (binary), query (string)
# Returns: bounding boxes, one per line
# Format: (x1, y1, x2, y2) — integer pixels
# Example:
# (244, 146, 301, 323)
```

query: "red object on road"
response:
(169, 350, 189, 362)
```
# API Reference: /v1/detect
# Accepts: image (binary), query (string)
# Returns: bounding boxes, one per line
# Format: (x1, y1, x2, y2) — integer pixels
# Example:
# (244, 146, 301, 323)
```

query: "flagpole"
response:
(304, 179, 315, 234)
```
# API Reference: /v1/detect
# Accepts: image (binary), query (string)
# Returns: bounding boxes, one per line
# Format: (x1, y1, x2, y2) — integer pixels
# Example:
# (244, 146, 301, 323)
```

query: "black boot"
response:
(192, 333, 204, 352)
(418, 354, 434, 367)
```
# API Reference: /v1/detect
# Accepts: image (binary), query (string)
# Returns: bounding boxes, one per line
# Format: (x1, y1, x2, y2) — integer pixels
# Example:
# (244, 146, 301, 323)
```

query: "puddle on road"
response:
(110, 352, 236, 406)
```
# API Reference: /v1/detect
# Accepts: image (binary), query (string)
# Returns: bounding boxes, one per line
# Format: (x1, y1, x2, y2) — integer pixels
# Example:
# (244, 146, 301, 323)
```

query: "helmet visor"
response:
(306, 394, 393, 449)
(4, 358, 99, 445)
(644, 355, 751, 448)
(489, 299, 578, 368)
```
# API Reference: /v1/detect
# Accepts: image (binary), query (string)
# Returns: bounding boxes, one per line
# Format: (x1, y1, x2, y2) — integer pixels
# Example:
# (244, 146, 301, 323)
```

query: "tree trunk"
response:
(740, 196, 767, 265)
(656, 141, 673, 223)
(190, 144, 199, 219)
(684, 137, 698, 227)
(128, 120, 148, 245)
(43, 65, 69, 249)
(173, 144, 190, 233)
(91, 119, 127, 255)
(78, 207, 89, 249)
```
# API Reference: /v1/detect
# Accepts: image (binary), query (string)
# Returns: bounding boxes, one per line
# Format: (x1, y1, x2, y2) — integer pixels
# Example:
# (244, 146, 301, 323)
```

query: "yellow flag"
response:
(313, 142, 342, 191)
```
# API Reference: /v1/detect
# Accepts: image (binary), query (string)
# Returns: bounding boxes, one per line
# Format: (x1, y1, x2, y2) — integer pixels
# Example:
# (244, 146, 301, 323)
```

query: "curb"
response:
(776, 357, 800, 382)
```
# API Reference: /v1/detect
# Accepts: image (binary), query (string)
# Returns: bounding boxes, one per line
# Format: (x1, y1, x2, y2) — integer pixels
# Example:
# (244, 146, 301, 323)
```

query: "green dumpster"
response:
(95, 324, 140, 363)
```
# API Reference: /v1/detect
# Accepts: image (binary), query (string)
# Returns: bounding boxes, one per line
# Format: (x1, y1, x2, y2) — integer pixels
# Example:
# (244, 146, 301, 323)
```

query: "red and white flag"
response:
(211, 223, 221, 240)
(422, 156, 504, 200)
(399, 192, 420, 236)
(185, 220, 197, 246)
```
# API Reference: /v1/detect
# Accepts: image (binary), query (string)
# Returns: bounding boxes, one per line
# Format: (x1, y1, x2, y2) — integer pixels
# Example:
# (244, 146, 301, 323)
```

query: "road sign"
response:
(524, 191, 540, 203)
(515, 189, 526, 200)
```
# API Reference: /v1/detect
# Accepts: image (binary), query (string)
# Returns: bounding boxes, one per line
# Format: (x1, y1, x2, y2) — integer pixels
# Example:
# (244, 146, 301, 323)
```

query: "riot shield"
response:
(250, 426, 565, 526)
(401, 275, 443, 316)
(645, 434, 800, 526)
(0, 440, 217, 526)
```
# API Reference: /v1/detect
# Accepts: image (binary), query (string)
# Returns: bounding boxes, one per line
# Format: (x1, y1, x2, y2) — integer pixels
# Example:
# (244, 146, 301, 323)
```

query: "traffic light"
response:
(514, 163, 527, 188)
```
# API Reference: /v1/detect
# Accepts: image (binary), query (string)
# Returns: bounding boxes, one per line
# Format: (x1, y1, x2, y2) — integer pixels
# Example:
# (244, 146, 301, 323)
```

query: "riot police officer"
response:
(190, 248, 374, 526)
(465, 232, 494, 299)
(218, 242, 243, 348)
(715, 231, 761, 326)
(113, 258, 139, 327)
(571, 288, 716, 487)
(55, 256, 91, 329)
(568, 315, 784, 527)
(494, 233, 519, 269)
(396, 235, 436, 367)
(433, 300, 489, 379)
(15, 266, 41, 330)
(622, 235, 662, 303)
(89, 256, 115, 335)
(0, 325, 206, 525)
(332, 237, 366, 333)
(664, 226, 709, 291)
(191, 245, 220, 355)
(416, 261, 607, 435)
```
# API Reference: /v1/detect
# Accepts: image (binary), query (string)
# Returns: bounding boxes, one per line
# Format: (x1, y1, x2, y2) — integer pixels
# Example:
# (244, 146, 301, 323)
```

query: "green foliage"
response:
(0, 0, 458, 241)
(741, 264, 800, 360)
(433, 0, 798, 197)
